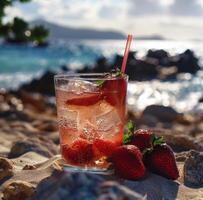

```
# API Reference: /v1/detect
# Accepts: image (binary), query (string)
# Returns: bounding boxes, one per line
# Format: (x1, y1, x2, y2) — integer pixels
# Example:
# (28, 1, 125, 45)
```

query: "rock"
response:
(158, 66, 178, 80)
(76, 65, 91, 73)
(150, 128, 203, 152)
(19, 91, 48, 112)
(175, 49, 201, 74)
(32, 120, 58, 132)
(0, 157, 13, 180)
(136, 114, 159, 127)
(0, 110, 34, 122)
(199, 96, 203, 103)
(175, 151, 191, 162)
(146, 49, 169, 60)
(8, 137, 58, 158)
(126, 59, 159, 81)
(146, 49, 170, 67)
(94, 57, 110, 73)
(29, 171, 203, 200)
(60, 65, 69, 72)
(22, 165, 37, 170)
(2, 181, 34, 200)
(142, 105, 180, 123)
(30, 172, 108, 200)
(184, 150, 203, 187)
(20, 71, 55, 96)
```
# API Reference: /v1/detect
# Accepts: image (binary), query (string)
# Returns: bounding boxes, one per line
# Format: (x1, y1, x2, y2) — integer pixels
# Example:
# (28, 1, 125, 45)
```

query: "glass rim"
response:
(54, 73, 128, 81)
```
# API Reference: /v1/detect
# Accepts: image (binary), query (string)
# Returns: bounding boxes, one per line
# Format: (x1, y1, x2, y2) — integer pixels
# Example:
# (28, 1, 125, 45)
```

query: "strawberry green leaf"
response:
(95, 80, 105, 87)
(151, 134, 165, 146)
(123, 120, 135, 144)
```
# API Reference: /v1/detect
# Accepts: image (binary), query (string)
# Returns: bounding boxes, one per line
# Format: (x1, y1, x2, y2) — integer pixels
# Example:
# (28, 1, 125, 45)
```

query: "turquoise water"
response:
(0, 39, 203, 112)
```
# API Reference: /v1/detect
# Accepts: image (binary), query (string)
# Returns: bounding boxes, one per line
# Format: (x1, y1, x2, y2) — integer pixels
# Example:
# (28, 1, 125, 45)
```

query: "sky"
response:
(4, 0, 203, 40)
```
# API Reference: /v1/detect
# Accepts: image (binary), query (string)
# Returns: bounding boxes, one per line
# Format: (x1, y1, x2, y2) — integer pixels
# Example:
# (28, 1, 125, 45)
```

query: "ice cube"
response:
(79, 121, 99, 142)
(89, 101, 114, 120)
(58, 108, 78, 130)
(96, 109, 121, 132)
(64, 80, 99, 94)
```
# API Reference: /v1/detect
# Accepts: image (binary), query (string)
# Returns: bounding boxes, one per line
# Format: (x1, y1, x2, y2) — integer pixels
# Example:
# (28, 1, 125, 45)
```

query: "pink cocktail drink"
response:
(55, 73, 128, 172)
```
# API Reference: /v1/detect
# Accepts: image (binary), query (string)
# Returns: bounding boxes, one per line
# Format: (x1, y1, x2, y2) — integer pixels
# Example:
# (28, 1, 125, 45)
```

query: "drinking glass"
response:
(54, 73, 128, 173)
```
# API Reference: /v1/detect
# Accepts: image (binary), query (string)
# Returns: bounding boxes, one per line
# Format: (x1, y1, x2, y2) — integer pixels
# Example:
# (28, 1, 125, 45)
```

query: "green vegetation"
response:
(0, 0, 49, 46)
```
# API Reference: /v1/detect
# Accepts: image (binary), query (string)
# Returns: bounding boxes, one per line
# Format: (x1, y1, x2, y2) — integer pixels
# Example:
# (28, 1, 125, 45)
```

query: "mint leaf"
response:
(95, 80, 105, 87)
(123, 120, 135, 144)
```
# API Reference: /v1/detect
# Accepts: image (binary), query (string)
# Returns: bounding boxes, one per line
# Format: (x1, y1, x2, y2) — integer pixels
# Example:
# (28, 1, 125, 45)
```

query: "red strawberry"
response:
(144, 144, 179, 180)
(66, 92, 102, 106)
(111, 145, 145, 180)
(127, 129, 152, 151)
(62, 139, 93, 164)
(93, 139, 118, 157)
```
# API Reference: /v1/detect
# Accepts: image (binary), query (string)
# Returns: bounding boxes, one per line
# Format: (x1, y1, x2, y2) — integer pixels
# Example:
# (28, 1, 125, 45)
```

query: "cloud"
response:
(3, 0, 203, 40)
(169, 0, 203, 16)
(99, 5, 120, 18)
(4, 6, 24, 22)
(128, 0, 164, 16)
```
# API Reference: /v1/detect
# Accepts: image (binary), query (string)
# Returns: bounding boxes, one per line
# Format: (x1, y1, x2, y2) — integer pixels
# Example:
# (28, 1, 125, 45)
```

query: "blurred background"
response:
(0, 0, 203, 113)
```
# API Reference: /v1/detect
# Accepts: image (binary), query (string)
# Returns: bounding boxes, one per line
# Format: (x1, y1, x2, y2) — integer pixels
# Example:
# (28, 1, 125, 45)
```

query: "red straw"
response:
(121, 34, 133, 73)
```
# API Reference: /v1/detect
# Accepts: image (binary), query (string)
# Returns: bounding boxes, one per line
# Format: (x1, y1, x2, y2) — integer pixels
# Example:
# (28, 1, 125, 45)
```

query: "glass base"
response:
(63, 164, 114, 175)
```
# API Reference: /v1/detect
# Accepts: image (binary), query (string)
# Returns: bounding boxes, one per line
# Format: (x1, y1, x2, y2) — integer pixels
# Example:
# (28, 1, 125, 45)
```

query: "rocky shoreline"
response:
(0, 85, 203, 199)
(16, 49, 202, 97)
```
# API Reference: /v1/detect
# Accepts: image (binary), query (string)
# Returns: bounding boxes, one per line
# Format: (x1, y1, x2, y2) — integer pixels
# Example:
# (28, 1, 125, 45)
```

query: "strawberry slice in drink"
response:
(102, 78, 127, 106)
(102, 80, 119, 106)
(66, 92, 102, 106)
(93, 139, 118, 157)
(62, 139, 93, 165)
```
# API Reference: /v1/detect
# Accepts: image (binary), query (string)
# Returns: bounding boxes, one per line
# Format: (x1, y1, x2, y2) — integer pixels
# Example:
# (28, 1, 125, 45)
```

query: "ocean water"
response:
(0, 39, 203, 113)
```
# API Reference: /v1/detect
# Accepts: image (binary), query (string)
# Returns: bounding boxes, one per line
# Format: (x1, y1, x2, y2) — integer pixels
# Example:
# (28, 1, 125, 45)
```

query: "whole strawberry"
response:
(127, 129, 152, 151)
(144, 144, 179, 180)
(111, 145, 145, 180)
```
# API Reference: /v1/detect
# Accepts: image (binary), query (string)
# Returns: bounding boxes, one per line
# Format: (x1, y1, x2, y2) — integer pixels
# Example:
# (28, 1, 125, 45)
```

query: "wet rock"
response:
(146, 49, 169, 66)
(20, 71, 55, 96)
(8, 137, 58, 158)
(184, 150, 203, 187)
(60, 65, 69, 72)
(142, 105, 180, 123)
(199, 96, 203, 103)
(94, 57, 110, 73)
(2, 181, 34, 200)
(0, 157, 13, 180)
(76, 65, 91, 73)
(175, 49, 201, 73)
(126, 59, 159, 81)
